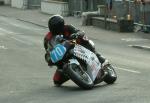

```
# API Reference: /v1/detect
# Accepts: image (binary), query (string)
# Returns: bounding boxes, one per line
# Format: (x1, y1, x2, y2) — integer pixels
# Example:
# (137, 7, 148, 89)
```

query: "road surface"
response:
(0, 16, 150, 103)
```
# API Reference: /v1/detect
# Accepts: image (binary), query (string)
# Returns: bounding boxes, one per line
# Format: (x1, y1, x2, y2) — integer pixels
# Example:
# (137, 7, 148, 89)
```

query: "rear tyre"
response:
(104, 65, 117, 84)
(66, 64, 94, 89)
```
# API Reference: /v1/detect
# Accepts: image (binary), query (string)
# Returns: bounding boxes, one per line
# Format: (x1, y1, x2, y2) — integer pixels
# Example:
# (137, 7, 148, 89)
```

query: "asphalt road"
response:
(0, 16, 150, 103)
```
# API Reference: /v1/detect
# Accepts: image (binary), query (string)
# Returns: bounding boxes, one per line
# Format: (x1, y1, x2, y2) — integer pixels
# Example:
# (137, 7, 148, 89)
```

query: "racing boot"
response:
(96, 53, 105, 64)
(94, 54, 109, 84)
(53, 69, 69, 87)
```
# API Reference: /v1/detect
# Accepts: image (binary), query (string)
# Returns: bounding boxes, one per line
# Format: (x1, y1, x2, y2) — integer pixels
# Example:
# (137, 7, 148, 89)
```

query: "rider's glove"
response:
(70, 33, 79, 39)
(45, 52, 54, 66)
(70, 31, 85, 40)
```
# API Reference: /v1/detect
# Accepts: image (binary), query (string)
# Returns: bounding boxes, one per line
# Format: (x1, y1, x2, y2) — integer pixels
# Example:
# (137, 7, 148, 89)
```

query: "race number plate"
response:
(50, 44, 66, 63)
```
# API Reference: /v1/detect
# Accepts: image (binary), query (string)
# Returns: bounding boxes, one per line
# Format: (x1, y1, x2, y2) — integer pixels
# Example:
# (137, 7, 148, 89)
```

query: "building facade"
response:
(67, 0, 104, 15)
(112, 0, 150, 31)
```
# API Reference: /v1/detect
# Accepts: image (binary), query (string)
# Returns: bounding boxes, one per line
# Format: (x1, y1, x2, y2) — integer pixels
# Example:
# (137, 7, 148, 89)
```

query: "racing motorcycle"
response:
(49, 35, 117, 89)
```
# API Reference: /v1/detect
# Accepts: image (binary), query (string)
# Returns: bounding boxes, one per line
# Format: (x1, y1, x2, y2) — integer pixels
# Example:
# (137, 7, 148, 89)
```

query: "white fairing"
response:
(89, 40, 95, 48)
(73, 44, 101, 81)
(69, 59, 80, 65)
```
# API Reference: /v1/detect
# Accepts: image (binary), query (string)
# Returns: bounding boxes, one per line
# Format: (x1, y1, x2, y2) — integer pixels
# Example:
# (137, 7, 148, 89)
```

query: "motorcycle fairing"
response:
(73, 44, 101, 81)
(69, 59, 80, 65)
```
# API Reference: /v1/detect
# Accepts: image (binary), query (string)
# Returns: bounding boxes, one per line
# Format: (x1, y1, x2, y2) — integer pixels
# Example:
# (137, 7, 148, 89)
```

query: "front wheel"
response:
(103, 64, 117, 84)
(66, 63, 94, 89)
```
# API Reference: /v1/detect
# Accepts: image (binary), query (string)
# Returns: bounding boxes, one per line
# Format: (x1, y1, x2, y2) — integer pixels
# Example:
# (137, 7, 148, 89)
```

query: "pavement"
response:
(0, 5, 150, 51)
(0, 5, 82, 28)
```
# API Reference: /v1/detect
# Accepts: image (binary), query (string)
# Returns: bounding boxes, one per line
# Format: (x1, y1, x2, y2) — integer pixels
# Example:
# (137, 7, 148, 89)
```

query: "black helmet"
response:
(48, 15, 64, 35)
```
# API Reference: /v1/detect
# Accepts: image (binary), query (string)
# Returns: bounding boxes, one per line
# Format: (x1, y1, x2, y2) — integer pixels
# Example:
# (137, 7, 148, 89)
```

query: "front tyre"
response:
(104, 64, 117, 84)
(66, 64, 94, 89)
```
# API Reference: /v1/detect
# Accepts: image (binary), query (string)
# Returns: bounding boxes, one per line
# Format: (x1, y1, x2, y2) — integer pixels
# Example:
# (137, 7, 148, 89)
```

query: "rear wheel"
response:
(104, 65, 117, 84)
(66, 64, 94, 89)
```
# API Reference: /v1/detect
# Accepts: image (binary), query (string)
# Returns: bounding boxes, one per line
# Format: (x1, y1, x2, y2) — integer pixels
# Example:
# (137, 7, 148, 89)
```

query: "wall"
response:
(28, 0, 41, 9)
(11, 0, 23, 8)
(4, 0, 11, 5)
(68, 0, 84, 15)
(11, 0, 27, 9)
(41, 1, 68, 16)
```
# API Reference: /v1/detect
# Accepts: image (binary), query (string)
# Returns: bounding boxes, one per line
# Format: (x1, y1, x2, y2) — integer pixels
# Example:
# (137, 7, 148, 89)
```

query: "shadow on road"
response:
(51, 82, 116, 92)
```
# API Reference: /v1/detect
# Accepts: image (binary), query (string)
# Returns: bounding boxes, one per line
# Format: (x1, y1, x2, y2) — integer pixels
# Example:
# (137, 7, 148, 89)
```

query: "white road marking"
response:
(116, 66, 141, 74)
(122, 38, 148, 42)
(0, 27, 22, 35)
(0, 27, 33, 45)
(10, 36, 32, 45)
(0, 45, 7, 50)
(128, 45, 150, 50)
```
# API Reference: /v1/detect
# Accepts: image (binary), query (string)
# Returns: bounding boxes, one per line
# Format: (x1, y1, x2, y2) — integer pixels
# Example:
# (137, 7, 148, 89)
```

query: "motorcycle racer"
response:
(44, 15, 107, 86)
